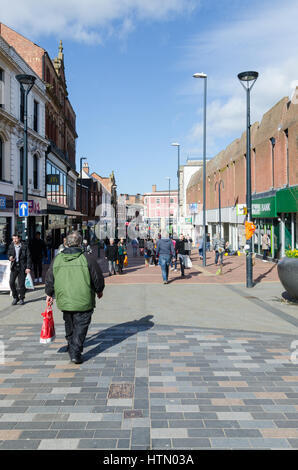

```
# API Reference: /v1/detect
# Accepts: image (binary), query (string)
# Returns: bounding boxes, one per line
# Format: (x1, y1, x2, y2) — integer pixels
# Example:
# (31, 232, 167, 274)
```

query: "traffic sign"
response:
(18, 201, 29, 217)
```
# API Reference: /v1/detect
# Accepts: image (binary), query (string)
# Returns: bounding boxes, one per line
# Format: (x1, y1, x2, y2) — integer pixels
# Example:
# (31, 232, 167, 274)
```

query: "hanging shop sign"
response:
(236, 204, 247, 216)
(46, 174, 60, 185)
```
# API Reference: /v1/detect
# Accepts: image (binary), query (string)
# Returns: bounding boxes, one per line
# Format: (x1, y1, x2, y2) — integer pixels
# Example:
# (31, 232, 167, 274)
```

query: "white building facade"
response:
(0, 35, 48, 253)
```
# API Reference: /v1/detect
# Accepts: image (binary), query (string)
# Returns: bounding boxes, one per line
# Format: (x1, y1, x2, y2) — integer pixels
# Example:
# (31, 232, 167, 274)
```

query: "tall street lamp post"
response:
(238, 71, 258, 288)
(165, 177, 171, 235)
(16, 74, 36, 241)
(171, 142, 180, 236)
(215, 180, 224, 237)
(193, 72, 207, 266)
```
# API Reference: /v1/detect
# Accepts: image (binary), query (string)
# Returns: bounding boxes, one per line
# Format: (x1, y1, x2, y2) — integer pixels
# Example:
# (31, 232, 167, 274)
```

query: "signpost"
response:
(18, 201, 29, 218)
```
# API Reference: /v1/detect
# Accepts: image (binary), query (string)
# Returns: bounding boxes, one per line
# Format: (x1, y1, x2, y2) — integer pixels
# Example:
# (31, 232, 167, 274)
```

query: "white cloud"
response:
(181, 0, 298, 158)
(0, 0, 197, 44)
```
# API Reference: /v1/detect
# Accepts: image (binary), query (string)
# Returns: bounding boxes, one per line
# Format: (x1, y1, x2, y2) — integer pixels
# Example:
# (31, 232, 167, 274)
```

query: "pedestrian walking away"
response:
(155, 230, 175, 284)
(144, 238, 154, 267)
(198, 236, 204, 260)
(30, 232, 47, 283)
(138, 237, 145, 257)
(8, 234, 32, 305)
(131, 237, 139, 257)
(105, 238, 118, 275)
(45, 231, 105, 364)
(262, 232, 271, 262)
(176, 234, 188, 277)
(213, 233, 225, 266)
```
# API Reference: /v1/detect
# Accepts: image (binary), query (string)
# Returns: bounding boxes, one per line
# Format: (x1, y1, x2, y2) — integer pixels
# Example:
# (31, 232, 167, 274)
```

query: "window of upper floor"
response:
(0, 68, 4, 109)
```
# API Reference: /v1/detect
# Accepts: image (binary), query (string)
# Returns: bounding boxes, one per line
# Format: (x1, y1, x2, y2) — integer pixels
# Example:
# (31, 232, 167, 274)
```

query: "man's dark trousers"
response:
(9, 265, 26, 299)
(63, 310, 93, 357)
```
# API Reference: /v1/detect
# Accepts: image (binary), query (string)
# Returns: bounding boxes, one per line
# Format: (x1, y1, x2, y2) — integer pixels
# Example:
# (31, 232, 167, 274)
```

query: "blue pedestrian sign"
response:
(18, 201, 29, 217)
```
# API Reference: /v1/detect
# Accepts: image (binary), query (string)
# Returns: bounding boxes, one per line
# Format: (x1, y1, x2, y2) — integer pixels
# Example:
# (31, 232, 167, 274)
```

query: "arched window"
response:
(0, 137, 3, 180)
(33, 154, 38, 189)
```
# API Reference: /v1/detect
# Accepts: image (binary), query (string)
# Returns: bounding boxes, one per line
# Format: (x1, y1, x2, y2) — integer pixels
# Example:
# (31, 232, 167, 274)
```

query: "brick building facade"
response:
(187, 93, 298, 258)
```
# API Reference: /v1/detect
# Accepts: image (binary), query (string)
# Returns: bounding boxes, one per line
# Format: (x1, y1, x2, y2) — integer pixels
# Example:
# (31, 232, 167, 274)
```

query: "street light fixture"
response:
(171, 142, 180, 236)
(238, 71, 258, 288)
(16, 74, 36, 241)
(165, 177, 171, 236)
(79, 157, 87, 218)
(193, 72, 207, 266)
(112, 183, 118, 239)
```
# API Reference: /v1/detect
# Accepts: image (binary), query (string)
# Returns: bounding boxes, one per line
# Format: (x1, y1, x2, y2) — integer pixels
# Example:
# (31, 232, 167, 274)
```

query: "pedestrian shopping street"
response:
(0, 250, 298, 450)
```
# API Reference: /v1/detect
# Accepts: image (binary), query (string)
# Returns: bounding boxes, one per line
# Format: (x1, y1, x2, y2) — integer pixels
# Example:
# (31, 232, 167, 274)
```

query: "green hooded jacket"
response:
(53, 248, 95, 312)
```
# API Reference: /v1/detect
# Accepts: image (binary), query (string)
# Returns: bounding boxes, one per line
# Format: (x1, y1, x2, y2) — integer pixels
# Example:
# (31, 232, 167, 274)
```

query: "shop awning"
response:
(276, 186, 298, 213)
(65, 209, 85, 217)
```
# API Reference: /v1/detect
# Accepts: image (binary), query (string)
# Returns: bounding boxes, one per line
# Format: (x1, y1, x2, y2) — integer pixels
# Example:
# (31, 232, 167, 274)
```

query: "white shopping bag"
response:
(25, 272, 35, 290)
(185, 256, 192, 268)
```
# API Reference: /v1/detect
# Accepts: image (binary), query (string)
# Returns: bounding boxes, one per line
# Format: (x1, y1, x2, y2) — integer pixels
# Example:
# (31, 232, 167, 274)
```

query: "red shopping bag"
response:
(40, 302, 56, 344)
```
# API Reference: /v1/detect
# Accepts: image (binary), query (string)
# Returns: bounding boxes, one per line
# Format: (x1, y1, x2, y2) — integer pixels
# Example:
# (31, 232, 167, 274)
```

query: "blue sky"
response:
(2, 0, 298, 194)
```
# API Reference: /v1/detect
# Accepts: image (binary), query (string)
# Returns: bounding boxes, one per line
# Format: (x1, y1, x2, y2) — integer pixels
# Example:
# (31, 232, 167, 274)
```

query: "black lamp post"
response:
(238, 71, 258, 288)
(79, 157, 87, 216)
(215, 180, 224, 237)
(16, 74, 36, 241)
(193, 72, 207, 266)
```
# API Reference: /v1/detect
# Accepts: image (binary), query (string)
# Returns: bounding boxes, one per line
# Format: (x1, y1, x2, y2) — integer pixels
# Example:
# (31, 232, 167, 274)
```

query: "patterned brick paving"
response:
(101, 249, 279, 285)
(0, 322, 298, 449)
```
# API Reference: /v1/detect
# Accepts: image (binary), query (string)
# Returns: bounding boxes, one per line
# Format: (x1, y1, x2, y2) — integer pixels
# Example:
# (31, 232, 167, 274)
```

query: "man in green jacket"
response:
(45, 231, 105, 364)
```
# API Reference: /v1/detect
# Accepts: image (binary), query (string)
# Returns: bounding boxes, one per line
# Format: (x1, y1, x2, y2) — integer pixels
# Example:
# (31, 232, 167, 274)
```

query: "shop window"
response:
(33, 100, 39, 132)
(19, 147, 24, 186)
(0, 137, 2, 180)
(284, 129, 289, 186)
(33, 154, 38, 189)
(20, 86, 25, 123)
(270, 138, 275, 188)
(0, 68, 3, 108)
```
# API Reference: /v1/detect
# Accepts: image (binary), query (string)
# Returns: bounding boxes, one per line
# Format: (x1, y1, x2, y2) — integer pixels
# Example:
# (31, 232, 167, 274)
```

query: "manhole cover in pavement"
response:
(108, 383, 134, 398)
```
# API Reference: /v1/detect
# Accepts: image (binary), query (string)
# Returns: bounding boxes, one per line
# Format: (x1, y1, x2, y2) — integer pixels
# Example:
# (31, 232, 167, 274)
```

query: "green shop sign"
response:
(252, 196, 276, 218)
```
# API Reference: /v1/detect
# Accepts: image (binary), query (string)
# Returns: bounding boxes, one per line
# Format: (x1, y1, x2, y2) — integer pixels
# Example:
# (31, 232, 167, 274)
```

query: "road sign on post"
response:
(18, 202, 29, 217)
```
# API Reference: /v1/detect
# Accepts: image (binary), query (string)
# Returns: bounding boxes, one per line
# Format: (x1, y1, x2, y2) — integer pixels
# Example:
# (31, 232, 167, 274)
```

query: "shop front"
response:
(276, 186, 298, 252)
(252, 194, 279, 259)
(0, 194, 14, 258)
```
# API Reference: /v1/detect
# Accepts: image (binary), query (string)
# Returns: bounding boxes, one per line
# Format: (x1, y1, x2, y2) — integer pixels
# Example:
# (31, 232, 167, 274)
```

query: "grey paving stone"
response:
(210, 438, 251, 449)
(131, 427, 150, 445)
(117, 439, 131, 449)
(188, 428, 225, 437)
(0, 439, 41, 450)
(225, 429, 262, 438)
(249, 438, 292, 449)
(172, 438, 211, 448)
(288, 439, 298, 449)
(151, 439, 172, 449)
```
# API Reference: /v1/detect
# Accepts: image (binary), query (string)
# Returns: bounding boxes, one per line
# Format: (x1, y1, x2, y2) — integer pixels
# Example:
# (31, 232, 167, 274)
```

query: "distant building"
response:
(144, 185, 178, 237)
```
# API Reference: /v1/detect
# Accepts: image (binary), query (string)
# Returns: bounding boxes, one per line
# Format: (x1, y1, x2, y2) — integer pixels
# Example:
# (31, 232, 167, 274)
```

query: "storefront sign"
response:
(236, 204, 247, 216)
(0, 195, 13, 212)
(185, 217, 192, 224)
(15, 194, 47, 216)
(252, 196, 276, 218)
(46, 174, 60, 185)
(0, 260, 10, 291)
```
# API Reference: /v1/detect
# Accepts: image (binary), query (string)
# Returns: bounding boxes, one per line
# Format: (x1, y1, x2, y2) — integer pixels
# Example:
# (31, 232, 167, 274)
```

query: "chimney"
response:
(152, 184, 157, 192)
(83, 162, 89, 175)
